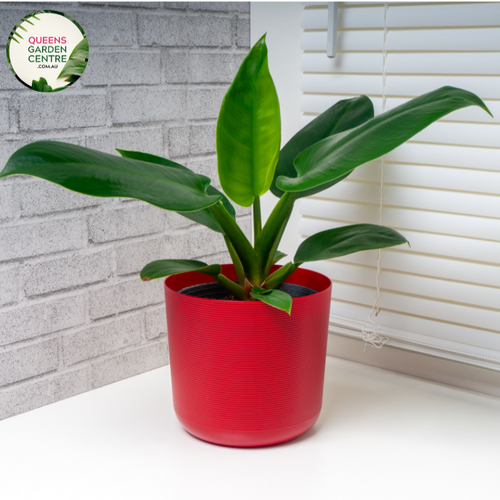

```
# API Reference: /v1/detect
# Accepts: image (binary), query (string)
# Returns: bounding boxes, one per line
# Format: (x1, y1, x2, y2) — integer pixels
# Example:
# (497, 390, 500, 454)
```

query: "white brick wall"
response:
(0, 2, 251, 420)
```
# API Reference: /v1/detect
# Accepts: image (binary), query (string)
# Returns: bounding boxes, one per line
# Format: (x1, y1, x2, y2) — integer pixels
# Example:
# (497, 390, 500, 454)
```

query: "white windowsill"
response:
(1, 355, 500, 499)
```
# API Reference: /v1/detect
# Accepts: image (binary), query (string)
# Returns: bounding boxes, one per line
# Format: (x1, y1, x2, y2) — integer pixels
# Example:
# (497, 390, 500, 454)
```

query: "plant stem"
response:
(224, 236, 245, 287)
(262, 210, 292, 278)
(263, 262, 300, 290)
(255, 191, 297, 277)
(253, 196, 262, 241)
(215, 273, 251, 301)
(209, 202, 261, 284)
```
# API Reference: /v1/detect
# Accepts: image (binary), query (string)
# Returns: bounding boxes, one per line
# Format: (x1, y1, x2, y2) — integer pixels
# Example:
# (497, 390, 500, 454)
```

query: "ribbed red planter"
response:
(164, 264, 332, 447)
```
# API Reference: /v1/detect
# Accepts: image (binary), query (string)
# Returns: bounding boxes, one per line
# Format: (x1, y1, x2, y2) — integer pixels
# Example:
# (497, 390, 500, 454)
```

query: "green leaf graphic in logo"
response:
(31, 77, 52, 92)
(58, 37, 88, 82)
(31, 77, 65, 93)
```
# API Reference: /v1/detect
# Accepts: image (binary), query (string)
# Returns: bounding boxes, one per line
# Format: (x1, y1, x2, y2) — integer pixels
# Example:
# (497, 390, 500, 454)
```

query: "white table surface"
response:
(1, 355, 500, 500)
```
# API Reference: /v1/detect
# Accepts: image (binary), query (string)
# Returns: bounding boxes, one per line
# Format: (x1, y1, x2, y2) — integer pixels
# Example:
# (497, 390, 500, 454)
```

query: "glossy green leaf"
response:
(58, 38, 88, 79)
(117, 149, 235, 233)
(294, 224, 408, 263)
(217, 34, 281, 207)
(0, 141, 221, 212)
(140, 260, 221, 281)
(277, 87, 492, 193)
(250, 286, 292, 315)
(272, 250, 287, 265)
(270, 96, 374, 199)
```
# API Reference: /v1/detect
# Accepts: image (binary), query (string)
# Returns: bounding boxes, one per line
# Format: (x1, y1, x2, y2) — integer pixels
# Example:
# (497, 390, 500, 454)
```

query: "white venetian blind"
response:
(299, 2, 500, 369)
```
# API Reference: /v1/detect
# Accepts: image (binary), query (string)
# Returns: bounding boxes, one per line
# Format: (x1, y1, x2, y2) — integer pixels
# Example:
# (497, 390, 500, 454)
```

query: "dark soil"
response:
(179, 281, 317, 300)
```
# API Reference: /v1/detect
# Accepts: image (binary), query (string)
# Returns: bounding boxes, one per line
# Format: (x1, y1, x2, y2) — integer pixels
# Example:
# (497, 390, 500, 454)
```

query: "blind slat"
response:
(327, 280, 500, 332)
(381, 164, 500, 195)
(301, 30, 384, 52)
(386, 3, 500, 28)
(302, 73, 500, 99)
(327, 299, 500, 355)
(330, 250, 500, 289)
(384, 75, 500, 99)
(303, 52, 500, 76)
(302, 5, 384, 30)
(386, 27, 500, 51)
(345, 163, 500, 195)
(385, 52, 500, 76)
(383, 186, 500, 218)
(323, 160, 500, 197)
(384, 143, 500, 172)
(301, 74, 383, 95)
(411, 121, 500, 149)
(301, 53, 383, 74)
(302, 28, 500, 53)
(314, 260, 500, 310)
(301, 198, 500, 242)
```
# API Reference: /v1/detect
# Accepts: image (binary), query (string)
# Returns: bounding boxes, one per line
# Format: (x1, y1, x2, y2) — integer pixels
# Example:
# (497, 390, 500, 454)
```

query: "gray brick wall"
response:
(0, 2, 251, 420)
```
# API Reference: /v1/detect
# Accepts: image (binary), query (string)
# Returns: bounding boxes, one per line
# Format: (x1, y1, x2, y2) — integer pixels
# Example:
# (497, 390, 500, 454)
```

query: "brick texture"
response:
(76, 11, 135, 47)
(0, 295, 86, 346)
(163, 50, 189, 83)
(168, 126, 190, 158)
(111, 88, 187, 124)
(89, 278, 164, 320)
(24, 250, 113, 297)
(86, 127, 164, 157)
(188, 88, 227, 119)
(144, 307, 167, 340)
(17, 94, 107, 131)
(0, 184, 20, 221)
(138, 15, 190, 47)
(0, 99, 9, 133)
(0, 266, 19, 306)
(0, 218, 87, 262)
(63, 315, 143, 366)
(0, 339, 59, 387)
(0, 2, 250, 421)
(116, 237, 167, 276)
(0, 368, 88, 421)
(88, 204, 165, 243)
(189, 124, 216, 155)
(189, 53, 240, 83)
(188, 16, 233, 47)
(84, 51, 162, 86)
(17, 180, 103, 217)
(91, 340, 168, 388)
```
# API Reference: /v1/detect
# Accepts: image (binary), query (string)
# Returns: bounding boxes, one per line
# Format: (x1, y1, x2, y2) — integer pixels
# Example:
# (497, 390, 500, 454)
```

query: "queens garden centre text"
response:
(27, 36, 68, 63)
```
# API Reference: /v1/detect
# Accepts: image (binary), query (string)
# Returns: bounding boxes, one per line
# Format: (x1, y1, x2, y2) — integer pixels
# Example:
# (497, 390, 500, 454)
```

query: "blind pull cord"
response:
(362, 2, 390, 351)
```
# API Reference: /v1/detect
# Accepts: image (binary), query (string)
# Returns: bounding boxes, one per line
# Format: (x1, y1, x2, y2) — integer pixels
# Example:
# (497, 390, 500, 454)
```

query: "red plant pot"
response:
(164, 264, 332, 447)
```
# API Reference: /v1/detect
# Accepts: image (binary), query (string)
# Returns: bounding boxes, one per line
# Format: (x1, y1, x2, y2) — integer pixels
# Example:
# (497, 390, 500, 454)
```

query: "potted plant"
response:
(0, 35, 491, 447)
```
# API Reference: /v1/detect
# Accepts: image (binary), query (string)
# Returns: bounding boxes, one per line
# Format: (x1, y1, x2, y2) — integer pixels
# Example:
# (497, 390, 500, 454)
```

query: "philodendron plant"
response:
(0, 35, 492, 314)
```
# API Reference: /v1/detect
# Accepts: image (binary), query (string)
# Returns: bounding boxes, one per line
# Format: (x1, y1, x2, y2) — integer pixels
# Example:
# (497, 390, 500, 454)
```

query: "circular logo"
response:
(6, 11, 88, 92)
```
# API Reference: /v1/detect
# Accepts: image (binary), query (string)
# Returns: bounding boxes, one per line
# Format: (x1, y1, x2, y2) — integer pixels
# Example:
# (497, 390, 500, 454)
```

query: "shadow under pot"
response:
(164, 264, 332, 448)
